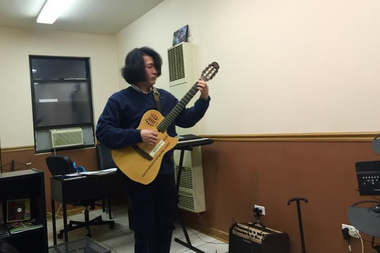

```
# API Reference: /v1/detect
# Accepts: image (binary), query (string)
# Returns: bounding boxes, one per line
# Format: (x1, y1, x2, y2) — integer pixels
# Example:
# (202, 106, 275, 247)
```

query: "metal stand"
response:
(174, 147, 206, 253)
(0, 160, 30, 172)
(287, 197, 308, 253)
(372, 237, 380, 253)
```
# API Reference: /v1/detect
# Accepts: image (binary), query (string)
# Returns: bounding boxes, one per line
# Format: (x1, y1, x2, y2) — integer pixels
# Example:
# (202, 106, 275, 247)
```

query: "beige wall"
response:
(0, 27, 119, 148)
(1, 1, 380, 252)
(3, 0, 379, 145)
(116, 0, 380, 135)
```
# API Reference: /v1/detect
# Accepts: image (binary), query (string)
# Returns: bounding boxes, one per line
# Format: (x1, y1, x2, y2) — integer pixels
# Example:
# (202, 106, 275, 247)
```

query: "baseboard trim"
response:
(202, 131, 378, 142)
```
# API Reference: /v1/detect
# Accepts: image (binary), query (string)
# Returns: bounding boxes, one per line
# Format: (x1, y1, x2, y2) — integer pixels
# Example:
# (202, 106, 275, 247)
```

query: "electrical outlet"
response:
(254, 205, 266, 215)
(342, 224, 359, 238)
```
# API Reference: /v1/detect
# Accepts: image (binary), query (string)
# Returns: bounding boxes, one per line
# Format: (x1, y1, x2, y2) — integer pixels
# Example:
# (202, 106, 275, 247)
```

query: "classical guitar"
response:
(112, 62, 220, 185)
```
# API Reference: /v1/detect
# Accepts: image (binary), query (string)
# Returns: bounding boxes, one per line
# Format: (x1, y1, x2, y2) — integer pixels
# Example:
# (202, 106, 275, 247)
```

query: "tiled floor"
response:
(47, 204, 229, 253)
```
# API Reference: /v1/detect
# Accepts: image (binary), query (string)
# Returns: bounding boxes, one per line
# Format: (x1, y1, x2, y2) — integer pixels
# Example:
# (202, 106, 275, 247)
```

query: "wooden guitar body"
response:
(112, 110, 178, 185)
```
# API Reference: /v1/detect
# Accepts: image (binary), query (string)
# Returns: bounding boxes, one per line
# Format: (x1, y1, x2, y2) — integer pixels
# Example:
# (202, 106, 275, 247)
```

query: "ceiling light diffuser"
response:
(37, 0, 74, 24)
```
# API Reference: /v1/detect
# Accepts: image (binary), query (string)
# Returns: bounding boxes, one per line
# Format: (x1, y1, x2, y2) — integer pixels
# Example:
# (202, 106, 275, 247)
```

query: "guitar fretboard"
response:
(157, 83, 198, 132)
(156, 61, 219, 133)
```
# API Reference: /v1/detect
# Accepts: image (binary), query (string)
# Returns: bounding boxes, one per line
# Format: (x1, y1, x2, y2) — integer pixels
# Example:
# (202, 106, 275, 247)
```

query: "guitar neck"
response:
(157, 82, 198, 132)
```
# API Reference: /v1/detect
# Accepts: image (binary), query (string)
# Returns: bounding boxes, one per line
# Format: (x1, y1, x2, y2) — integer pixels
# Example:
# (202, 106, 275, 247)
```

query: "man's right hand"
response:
(140, 129, 158, 145)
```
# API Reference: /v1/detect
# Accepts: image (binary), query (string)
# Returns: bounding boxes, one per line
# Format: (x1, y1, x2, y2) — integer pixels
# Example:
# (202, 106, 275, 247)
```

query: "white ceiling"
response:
(0, 0, 164, 35)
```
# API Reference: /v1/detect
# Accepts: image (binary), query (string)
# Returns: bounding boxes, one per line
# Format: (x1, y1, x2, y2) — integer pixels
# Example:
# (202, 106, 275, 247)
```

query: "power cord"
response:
(342, 228, 352, 252)
(187, 228, 228, 245)
(342, 228, 365, 253)
(355, 230, 364, 253)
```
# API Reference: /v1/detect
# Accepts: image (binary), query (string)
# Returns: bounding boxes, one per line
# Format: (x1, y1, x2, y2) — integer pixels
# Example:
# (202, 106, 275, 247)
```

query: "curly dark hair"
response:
(121, 47, 162, 84)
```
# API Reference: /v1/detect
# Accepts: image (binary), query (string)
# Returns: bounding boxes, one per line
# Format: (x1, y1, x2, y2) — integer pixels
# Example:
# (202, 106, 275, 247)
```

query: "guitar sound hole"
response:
(145, 114, 158, 126)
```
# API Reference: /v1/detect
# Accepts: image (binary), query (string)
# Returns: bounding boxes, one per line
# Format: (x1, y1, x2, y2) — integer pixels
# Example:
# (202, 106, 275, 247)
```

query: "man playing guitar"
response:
(96, 47, 211, 253)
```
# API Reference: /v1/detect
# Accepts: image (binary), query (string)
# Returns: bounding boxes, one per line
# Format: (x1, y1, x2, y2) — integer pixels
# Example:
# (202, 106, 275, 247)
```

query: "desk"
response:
(50, 171, 125, 244)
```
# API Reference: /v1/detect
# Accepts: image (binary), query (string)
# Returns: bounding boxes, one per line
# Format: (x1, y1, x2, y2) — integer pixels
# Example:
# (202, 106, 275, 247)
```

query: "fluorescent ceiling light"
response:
(37, 0, 74, 24)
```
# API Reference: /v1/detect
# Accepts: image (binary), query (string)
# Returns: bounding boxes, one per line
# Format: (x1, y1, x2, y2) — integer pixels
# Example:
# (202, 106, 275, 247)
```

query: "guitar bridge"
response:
(133, 145, 153, 161)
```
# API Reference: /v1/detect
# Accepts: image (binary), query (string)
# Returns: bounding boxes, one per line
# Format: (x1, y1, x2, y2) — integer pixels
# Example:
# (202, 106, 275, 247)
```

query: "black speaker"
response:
(228, 223, 289, 253)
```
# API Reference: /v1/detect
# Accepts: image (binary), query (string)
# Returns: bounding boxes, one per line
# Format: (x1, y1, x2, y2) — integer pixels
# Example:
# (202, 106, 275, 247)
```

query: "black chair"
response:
(46, 155, 115, 239)
(96, 144, 117, 219)
(96, 143, 134, 231)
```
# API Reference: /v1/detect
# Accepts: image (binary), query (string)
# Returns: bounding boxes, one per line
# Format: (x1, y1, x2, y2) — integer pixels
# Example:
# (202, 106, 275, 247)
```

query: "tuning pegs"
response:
(210, 62, 220, 70)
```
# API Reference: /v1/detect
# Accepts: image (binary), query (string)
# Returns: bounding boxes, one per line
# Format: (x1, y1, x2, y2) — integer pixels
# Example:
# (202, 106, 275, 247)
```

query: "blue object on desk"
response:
(73, 162, 86, 172)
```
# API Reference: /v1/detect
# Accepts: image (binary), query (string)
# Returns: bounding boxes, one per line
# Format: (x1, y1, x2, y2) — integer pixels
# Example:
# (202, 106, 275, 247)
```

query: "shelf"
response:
(8, 225, 44, 236)
(0, 169, 48, 253)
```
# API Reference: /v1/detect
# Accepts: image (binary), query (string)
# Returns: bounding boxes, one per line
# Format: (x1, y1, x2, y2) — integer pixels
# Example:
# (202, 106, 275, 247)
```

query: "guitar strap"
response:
(153, 87, 162, 113)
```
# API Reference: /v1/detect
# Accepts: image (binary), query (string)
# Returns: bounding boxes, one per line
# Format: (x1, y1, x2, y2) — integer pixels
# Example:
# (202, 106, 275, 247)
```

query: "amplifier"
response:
(228, 223, 289, 253)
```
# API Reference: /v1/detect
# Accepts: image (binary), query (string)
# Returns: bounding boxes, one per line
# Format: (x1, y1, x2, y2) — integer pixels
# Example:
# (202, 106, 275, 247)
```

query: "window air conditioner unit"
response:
(50, 128, 84, 149)
(174, 165, 206, 213)
(168, 42, 196, 87)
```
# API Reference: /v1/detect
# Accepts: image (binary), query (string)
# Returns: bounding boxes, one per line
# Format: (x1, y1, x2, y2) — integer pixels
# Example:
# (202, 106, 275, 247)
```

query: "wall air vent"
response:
(174, 165, 206, 213)
(50, 128, 83, 149)
(168, 42, 196, 87)
(168, 44, 185, 82)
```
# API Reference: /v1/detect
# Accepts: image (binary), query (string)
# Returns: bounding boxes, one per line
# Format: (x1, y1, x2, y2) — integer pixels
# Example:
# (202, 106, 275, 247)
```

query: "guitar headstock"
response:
(200, 62, 220, 82)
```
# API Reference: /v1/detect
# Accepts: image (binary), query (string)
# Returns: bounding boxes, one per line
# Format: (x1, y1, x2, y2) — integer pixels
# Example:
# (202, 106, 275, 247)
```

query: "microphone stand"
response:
(370, 205, 380, 253)
(288, 197, 309, 253)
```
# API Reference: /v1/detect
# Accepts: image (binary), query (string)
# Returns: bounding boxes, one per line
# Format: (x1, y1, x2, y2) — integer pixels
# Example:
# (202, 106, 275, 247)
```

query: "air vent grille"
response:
(50, 128, 83, 148)
(178, 192, 195, 211)
(174, 165, 205, 213)
(168, 44, 185, 82)
(175, 166, 193, 189)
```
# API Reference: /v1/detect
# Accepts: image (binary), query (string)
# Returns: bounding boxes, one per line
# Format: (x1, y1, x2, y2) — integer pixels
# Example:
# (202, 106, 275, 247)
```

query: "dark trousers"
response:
(127, 173, 177, 253)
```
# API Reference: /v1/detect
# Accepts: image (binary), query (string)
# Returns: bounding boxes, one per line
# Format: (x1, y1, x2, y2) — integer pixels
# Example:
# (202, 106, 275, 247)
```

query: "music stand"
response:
(348, 159, 380, 252)
(174, 137, 213, 253)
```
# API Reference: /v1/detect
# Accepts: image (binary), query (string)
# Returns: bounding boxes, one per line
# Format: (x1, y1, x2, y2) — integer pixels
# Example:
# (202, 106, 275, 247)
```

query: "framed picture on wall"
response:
(172, 25, 189, 46)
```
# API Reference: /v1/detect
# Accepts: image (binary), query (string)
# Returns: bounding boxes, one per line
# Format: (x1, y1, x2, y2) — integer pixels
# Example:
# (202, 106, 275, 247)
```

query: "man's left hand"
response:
(197, 79, 209, 100)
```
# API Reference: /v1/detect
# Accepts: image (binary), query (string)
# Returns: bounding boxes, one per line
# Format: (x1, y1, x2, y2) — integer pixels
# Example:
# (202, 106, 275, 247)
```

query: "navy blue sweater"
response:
(96, 87, 210, 174)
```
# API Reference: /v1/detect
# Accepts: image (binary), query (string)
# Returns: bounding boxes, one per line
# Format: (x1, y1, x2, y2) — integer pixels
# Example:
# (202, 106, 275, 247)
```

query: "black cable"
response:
(187, 228, 227, 245)
(342, 228, 352, 252)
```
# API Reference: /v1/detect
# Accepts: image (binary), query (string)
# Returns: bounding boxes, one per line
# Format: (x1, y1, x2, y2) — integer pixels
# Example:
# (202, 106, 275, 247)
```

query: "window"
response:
(30, 56, 95, 153)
